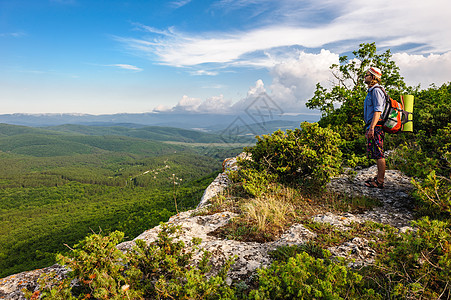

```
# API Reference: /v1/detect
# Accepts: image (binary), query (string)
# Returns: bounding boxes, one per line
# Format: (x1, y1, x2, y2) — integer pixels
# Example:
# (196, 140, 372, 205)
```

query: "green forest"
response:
(0, 124, 245, 278)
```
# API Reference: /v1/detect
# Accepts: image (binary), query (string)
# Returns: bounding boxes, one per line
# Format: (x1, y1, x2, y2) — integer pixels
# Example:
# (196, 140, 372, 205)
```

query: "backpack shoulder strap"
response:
(369, 86, 390, 127)
(371, 85, 388, 98)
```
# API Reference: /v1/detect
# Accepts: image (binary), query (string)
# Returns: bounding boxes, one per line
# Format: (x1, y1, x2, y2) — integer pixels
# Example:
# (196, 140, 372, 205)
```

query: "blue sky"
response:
(1, 0, 450, 115)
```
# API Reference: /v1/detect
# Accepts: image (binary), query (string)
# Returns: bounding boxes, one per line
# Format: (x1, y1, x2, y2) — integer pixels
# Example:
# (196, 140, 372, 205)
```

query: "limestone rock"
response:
(0, 264, 67, 300)
(196, 173, 231, 209)
(197, 152, 250, 209)
(327, 165, 415, 228)
(117, 210, 315, 282)
(313, 212, 363, 230)
(329, 237, 377, 267)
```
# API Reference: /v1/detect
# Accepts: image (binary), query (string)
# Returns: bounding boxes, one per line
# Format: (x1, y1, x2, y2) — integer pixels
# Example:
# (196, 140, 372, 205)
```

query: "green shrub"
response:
(387, 125, 450, 179)
(24, 231, 142, 299)
(342, 152, 372, 169)
(269, 242, 324, 262)
(413, 83, 451, 137)
(243, 122, 342, 188)
(413, 171, 451, 216)
(249, 250, 376, 299)
(421, 124, 451, 177)
(373, 217, 451, 299)
(26, 224, 236, 300)
(387, 143, 439, 178)
(233, 168, 278, 197)
(127, 223, 236, 299)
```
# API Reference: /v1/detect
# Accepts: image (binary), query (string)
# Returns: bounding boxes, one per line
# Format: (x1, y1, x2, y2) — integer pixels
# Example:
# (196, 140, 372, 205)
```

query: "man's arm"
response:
(366, 111, 382, 139)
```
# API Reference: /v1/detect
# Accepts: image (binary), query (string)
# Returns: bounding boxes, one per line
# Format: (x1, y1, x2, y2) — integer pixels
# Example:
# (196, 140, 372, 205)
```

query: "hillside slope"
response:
(0, 155, 417, 299)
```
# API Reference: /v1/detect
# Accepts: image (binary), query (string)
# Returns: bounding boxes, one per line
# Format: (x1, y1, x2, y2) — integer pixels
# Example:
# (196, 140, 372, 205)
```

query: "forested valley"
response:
(0, 123, 245, 278)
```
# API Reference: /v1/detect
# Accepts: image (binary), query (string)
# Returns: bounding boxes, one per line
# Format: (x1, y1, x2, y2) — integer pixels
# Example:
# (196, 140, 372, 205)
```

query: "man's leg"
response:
(376, 158, 385, 184)
(365, 127, 385, 187)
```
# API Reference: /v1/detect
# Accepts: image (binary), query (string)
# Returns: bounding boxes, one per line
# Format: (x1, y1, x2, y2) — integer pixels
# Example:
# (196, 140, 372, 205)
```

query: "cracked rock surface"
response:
(0, 265, 67, 300)
(117, 211, 316, 282)
(327, 165, 415, 228)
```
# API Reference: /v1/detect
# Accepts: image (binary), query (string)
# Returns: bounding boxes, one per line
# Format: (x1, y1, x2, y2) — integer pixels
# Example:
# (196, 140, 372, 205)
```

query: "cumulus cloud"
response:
(154, 81, 266, 114)
(392, 52, 451, 87)
(230, 79, 267, 112)
(156, 49, 338, 115)
(198, 95, 233, 113)
(268, 50, 338, 110)
(151, 48, 451, 116)
(153, 104, 172, 112)
(190, 70, 219, 76)
(154, 49, 340, 115)
(173, 95, 202, 112)
(161, 94, 233, 114)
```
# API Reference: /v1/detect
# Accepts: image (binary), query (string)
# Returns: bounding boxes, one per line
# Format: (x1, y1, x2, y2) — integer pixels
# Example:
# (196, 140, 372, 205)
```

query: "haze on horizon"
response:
(1, 0, 450, 116)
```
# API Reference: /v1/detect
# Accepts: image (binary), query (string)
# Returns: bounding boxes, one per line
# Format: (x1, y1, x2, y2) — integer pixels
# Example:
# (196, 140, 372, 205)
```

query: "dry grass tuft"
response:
(242, 194, 296, 231)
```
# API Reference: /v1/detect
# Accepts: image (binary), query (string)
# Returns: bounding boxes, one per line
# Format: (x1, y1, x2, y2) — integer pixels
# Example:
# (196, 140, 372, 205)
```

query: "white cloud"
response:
(167, 49, 450, 116)
(132, 23, 176, 37)
(268, 49, 339, 111)
(223, 50, 338, 115)
(153, 104, 172, 112)
(190, 70, 219, 76)
(153, 50, 340, 115)
(133, 0, 450, 116)
(392, 52, 451, 87)
(120, 0, 450, 69)
(0, 32, 26, 38)
(229, 79, 267, 112)
(158, 49, 338, 116)
(161, 94, 233, 114)
(198, 95, 233, 113)
(169, 0, 192, 9)
(173, 95, 203, 112)
(109, 64, 143, 71)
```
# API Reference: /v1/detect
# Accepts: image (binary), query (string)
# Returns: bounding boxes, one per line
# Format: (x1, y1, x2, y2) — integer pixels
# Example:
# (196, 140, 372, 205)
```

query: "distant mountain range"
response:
(0, 112, 235, 129)
(0, 112, 319, 136)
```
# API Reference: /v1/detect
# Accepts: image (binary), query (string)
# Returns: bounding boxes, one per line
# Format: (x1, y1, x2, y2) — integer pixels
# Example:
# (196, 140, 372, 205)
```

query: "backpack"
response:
(373, 86, 410, 133)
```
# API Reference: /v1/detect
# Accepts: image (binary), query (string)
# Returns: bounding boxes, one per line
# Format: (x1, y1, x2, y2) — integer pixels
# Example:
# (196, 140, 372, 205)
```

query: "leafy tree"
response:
(306, 42, 408, 161)
(307, 42, 407, 127)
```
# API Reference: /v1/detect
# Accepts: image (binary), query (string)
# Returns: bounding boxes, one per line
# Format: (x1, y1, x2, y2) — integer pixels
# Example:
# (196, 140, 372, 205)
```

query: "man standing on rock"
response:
(363, 67, 385, 189)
